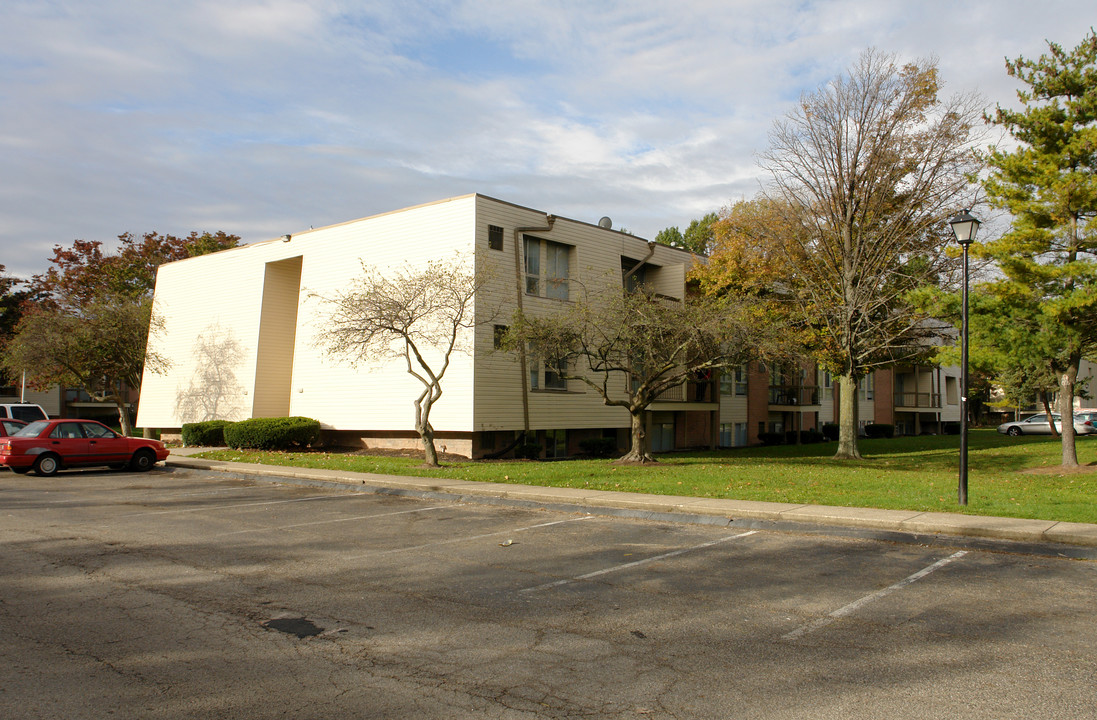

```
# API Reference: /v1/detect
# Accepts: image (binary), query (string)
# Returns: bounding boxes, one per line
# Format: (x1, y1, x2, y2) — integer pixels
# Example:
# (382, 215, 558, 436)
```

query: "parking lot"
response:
(3, 465, 1096, 719)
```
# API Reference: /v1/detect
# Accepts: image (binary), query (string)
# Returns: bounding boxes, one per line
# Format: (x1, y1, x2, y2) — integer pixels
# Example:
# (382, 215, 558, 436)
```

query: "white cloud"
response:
(0, 0, 1093, 278)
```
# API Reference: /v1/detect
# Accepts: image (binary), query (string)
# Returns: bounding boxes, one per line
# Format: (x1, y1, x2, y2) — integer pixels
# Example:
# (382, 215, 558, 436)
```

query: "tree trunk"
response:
(418, 420, 440, 467)
(619, 409, 655, 463)
(1040, 392, 1059, 437)
(116, 399, 134, 437)
(1058, 368, 1079, 468)
(833, 374, 862, 460)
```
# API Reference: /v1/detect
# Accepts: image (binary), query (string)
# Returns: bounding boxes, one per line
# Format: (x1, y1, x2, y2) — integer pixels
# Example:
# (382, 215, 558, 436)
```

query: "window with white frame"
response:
(524, 236, 570, 300)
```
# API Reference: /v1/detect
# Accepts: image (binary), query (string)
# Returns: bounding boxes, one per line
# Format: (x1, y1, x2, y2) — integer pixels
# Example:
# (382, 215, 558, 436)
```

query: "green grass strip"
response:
(195, 429, 1097, 524)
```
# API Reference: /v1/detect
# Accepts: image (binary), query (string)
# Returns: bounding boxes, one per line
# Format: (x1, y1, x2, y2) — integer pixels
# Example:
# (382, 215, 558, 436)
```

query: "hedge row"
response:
(181, 417, 321, 451)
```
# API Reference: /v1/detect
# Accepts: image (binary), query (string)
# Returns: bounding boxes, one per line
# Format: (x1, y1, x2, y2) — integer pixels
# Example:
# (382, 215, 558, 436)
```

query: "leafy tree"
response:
(0, 266, 29, 392)
(654, 226, 684, 248)
(30, 231, 240, 306)
(654, 212, 719, 255)
(2, 231, 240, 434)
(314, 258, 484, 468)
(509, 285, 788, 463)
(756, 48, 983, 459)
(978, 30, 1097, 467)
(3, 296, 169, 435)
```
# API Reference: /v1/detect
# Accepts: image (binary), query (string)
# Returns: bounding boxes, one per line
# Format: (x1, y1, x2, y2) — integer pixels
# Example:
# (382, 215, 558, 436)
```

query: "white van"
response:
(0, 403, 49, 422)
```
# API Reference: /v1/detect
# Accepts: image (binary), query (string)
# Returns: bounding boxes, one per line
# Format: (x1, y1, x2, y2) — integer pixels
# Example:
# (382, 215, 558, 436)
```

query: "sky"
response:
(1, 0, 1094, 280)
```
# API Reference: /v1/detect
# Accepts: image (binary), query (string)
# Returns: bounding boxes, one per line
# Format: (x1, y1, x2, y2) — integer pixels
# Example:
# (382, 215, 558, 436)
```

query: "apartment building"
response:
(137, 194, 961, 457)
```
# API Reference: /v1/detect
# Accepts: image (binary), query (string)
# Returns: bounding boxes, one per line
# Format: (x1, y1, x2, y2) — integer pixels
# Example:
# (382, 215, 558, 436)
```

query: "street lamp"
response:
(949, 209, 980, 506)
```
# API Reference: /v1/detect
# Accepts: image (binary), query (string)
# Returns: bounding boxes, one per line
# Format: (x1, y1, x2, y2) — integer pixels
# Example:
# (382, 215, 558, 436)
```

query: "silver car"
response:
(996, 413, 1096, 436)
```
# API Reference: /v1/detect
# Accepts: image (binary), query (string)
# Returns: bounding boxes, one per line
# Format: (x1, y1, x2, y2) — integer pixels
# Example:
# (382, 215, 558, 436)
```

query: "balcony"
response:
(651, 380, 717, 405)
(894, 391, 942, 410)
(769, 385, 821, 408)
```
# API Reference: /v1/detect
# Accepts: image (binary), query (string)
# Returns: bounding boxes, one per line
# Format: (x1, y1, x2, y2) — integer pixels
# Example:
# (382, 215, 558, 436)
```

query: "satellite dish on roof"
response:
(598, 216, 613, 229)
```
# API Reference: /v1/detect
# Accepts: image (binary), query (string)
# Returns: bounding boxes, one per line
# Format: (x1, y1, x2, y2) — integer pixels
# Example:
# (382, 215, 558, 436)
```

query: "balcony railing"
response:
(653, 380, 717, 403)
(894, 391, 941, 409)
(768, 385, 820, 406)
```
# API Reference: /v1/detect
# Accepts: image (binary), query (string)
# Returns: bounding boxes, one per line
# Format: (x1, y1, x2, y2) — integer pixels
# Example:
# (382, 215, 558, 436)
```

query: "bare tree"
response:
(314, 258, 482, 467)
(759, 48, 984, 459)
(511, 285, 787, 463)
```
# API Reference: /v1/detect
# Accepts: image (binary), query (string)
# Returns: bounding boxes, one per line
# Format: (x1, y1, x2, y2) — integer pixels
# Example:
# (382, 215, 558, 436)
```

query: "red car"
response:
(1, 419, 27, 436)
(0, 419, 170, 476)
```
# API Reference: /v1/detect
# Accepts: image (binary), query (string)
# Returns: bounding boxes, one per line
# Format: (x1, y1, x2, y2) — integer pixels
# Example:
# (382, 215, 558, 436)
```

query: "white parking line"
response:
(782, 550, 968, 641)
(519, 530, 759, 593)
(212, 505, 454, 536)
(346, 515, 594, 560)
(116, 492, 353, 517)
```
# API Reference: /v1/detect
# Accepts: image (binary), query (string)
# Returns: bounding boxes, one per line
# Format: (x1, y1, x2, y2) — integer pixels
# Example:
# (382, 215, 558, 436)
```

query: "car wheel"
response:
(33, 454, 61, 477)
(129, 448, 156, 472)
(1007, 426, 1023, 437)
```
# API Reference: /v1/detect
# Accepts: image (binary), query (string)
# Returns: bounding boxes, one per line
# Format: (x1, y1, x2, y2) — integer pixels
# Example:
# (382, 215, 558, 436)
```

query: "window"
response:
(488, 224, 504, 250)
(493, 325, 508, 350)
(545, 241, 569, 300)
(734, 363, 748, 396)
(735, 422, 748, 447)
(524, 236, 540, 295)
(544, 356, 567, 390)
(651, 412, 675, 452)
(544, 429, 567, 459)
(859, 374, 875, 400)
(524, 236, 570, 300)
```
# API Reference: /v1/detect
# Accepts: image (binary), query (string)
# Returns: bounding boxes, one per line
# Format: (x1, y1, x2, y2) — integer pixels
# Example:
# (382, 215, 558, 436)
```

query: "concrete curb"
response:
(164, 454, 1097, 552)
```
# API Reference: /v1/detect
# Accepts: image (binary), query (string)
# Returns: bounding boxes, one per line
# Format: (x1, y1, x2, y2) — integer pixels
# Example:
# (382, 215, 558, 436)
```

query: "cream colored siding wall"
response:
(939, 366, 961, 422)
(471, 197, 698, 433)
(139, 195, 479, 431)
(288, 197, 477, 431)
(137, 244, 271, 428)
(253, 257, 302, 417)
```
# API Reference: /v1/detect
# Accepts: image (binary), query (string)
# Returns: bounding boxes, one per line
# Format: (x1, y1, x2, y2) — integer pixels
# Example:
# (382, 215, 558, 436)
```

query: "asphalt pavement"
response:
(166, 448, 1097, 553)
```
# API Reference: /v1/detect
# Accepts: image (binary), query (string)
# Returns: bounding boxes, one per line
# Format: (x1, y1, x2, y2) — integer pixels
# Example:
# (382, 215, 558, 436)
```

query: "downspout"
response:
(513, 215, 556, 437)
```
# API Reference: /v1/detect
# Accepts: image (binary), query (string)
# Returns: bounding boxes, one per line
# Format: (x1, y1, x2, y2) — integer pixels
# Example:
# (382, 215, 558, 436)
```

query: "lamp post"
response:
(948, 209, 980, 506)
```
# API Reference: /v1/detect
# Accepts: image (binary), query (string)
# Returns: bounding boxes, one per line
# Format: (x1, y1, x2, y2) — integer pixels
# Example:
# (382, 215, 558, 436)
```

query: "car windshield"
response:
(12, 420, 49, 437)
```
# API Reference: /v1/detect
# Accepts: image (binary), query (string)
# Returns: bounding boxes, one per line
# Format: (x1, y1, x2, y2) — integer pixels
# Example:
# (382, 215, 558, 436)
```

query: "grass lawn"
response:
(195, 429, 1097, 524)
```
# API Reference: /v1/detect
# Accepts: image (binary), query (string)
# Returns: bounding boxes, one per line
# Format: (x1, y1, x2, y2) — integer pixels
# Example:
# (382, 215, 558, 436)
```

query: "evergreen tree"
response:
(979, 29, 1097, 467)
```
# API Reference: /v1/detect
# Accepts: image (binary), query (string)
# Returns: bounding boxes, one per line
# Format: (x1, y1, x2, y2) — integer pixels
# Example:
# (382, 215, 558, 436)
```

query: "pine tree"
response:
(980, 30, 1097, 467)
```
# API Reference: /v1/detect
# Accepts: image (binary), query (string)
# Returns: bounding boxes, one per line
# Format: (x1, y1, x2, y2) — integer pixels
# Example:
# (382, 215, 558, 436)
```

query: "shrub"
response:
(514, 442, 542, 460)
(821, 423, 839, 441)
(942, 421, 961, 435)
(864, 423, 895, 439)
(181, 420, 233, 447)
(223, 417, 321, 450)
(579, 437, 618, 458)
(758, 431, 785, 445)
(784, 429, 826, 444)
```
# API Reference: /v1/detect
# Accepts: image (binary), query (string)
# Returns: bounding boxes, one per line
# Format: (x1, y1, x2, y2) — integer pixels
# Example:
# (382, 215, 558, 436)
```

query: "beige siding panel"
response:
(138, 242, 275, 428)
(253, 257, 302, 417)
(289, 196, 478, 431)
(471, 197, 698, 433)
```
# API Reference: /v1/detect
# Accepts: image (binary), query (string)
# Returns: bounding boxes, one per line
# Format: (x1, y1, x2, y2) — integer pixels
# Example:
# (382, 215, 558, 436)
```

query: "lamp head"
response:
(948, 210, 980, 246)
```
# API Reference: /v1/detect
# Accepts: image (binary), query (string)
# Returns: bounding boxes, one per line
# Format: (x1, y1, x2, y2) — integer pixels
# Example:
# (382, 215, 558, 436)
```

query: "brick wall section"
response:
(874, 369, 894, 426)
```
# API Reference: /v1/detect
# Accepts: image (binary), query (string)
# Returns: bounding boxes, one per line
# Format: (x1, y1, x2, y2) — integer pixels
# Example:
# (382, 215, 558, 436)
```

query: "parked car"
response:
(0, 403, 48, 422)
(0, 419, 170, 476)
(996, 413, 1097, 437)
(1, 419, 27, 436)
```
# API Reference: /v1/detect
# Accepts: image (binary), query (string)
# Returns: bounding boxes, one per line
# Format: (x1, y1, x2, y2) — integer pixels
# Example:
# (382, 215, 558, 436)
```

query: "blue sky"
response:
(1, 0, 1094, 279)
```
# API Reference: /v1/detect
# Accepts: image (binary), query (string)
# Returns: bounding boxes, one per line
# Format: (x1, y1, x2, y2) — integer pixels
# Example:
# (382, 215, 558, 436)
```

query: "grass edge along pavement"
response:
(193, 430, 1097, 526)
